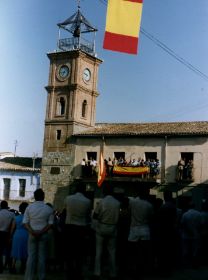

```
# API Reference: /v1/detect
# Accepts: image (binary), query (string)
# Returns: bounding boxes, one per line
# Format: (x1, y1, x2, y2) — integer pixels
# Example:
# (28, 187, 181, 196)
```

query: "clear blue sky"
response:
(0, 0, 208, 156)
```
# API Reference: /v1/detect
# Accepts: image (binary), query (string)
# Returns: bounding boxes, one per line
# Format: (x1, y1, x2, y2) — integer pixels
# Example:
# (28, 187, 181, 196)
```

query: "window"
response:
(82, 100, 87, 118)
(56, 97, 65, 115)
(87, 152, 97, 161)
(181, 152, 194, 165)
(3, 178, 11, 200)
(19, 179, 26, 197)
(145, 152, 157, 161)
(114, 152, 125, 161)
(177, 152, 194, 181)
(50, 167, 60, 174)
(86, 152, 97, 177)
(56, 130, 61, 140)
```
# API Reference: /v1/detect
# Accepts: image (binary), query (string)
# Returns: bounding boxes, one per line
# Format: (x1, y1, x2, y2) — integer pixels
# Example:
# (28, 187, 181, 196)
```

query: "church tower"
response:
(41, 6, 102, 208)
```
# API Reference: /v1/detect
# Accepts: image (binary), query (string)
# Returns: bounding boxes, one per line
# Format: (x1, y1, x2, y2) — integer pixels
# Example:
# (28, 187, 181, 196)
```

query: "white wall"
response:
(0, 170, 40, 201)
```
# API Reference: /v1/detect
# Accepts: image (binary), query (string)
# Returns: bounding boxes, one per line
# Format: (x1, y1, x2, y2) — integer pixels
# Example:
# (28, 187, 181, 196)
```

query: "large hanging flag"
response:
(97, 149, 106, 187)
(103, 0, 143, 54)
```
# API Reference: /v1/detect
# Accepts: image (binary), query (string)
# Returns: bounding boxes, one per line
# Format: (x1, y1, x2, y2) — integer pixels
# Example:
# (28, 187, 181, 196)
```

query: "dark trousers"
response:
(64, 224, 88, 280)
(0, 231, 9, 273)
(128, 240, 152, 278)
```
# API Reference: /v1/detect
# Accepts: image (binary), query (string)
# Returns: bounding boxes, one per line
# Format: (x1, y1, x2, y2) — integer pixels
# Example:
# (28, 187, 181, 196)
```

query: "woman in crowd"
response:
(10, 202, 29, 274)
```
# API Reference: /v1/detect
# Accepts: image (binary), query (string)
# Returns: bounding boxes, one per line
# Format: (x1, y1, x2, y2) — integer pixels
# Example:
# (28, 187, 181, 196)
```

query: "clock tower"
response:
(41, 6, 102, 208)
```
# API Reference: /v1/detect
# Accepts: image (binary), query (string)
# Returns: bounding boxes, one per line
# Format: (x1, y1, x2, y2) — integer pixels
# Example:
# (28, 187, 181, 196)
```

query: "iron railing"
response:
(58, 37, 95, 55)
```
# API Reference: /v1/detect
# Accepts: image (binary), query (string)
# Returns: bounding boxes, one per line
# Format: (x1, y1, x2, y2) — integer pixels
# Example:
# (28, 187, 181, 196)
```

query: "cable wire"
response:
(98, 0, 208, 82)
(141, 28, 208, 82)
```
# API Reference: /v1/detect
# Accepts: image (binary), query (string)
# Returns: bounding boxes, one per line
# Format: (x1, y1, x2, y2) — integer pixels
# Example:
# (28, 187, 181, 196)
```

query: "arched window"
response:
(56, 97, 65, 115)
(82, 100, 87, 118)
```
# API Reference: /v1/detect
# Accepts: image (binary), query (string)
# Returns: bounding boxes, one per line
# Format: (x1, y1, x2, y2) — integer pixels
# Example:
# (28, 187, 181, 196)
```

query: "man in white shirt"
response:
(81, 158, 87, 177)
(23, 188, 54, 280)
(128, 186, 153, 277)
(90, 158, 97, 176)
(93, 183, 120, 279)
(0, 200, 15, 273)
(64, 182, 91, 280)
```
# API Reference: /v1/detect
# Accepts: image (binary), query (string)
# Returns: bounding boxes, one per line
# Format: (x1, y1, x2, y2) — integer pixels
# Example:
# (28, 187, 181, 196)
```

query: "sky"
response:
(0, 0, 208, 156)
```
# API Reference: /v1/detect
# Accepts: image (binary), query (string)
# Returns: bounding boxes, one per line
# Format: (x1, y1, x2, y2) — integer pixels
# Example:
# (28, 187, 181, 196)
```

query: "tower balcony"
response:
(58, 37, 95, 56)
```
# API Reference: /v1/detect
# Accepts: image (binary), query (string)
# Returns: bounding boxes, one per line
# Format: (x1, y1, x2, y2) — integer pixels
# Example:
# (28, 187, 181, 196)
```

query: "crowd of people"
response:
(81, 158, 98, 177)
(0, 189, 54, 280)
(81, 156, 195, 184)
(81, 157, 161, 178)
(0, 185, 208, 280)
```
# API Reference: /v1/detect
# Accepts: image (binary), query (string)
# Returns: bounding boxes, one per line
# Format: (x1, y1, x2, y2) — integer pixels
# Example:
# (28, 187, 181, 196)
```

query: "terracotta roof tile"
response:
(0, 157, 41, 172)
(74, 121, 208, 137)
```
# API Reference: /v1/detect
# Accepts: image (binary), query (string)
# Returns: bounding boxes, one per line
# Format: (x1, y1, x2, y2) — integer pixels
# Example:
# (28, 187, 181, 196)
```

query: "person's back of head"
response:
(136, 185, 149, 200)
(75, 182, 86, 194)
(163, 190, 173, 203)
(34, 188, 45, 201)
(102, 182, 114, 197)
(0, 200, 8, 209)
(19, 202, 28, 214)
(120, 196, 130, 209)
(154, 198, 163, 211)
(187, 201, 195, 210)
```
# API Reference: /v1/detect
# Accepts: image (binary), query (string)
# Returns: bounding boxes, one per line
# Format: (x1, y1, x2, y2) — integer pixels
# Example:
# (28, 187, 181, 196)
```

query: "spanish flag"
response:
(103, 0, 143, 54)
(97, 150, 106, 187)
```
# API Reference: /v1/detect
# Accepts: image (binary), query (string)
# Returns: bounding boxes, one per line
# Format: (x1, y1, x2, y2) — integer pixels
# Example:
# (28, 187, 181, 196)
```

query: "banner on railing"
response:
(113, 166, 149, 176)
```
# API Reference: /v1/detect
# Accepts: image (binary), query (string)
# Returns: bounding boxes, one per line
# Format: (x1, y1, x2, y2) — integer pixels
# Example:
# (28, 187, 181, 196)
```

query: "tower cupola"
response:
(57, 5, 98, 56)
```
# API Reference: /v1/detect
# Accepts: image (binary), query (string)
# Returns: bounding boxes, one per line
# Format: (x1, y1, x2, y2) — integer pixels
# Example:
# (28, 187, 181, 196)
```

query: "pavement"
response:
(1, 265, 208, 280)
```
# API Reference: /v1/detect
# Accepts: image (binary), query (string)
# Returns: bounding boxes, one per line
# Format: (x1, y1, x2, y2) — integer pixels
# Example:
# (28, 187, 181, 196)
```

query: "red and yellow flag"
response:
(97, 150, 106, 187)
(103, 0, 143, 54)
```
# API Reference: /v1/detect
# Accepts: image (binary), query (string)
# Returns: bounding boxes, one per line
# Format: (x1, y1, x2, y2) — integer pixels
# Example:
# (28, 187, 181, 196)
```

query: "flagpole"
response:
(97, 136, 106, 187)
(102, 135, 105, 154)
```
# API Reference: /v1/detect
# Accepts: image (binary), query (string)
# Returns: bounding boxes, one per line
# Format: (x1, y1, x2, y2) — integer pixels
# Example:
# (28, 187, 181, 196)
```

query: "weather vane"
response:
(77, 0, 80, 9)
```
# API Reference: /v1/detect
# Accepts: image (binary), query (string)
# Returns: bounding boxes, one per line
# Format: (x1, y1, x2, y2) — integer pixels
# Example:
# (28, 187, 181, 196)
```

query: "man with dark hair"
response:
(23, 188, 54, 280)
(64, 182, 91, 280)
(34, 188, 45, 201)
(0, 200, 15, 273)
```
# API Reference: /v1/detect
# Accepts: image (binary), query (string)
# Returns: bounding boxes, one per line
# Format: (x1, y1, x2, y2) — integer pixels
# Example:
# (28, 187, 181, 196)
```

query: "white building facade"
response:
(0, 157, 41, 210)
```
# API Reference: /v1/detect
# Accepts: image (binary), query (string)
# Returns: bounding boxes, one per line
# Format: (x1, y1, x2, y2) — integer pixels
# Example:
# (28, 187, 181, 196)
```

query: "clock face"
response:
(83, 68, 91, 82)
(59, 65, 70, 79)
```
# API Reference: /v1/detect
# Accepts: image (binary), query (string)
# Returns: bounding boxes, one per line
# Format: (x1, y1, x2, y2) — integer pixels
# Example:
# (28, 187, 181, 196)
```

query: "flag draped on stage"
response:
(97, 150, 106, 187)
(103, 0, 143, 54)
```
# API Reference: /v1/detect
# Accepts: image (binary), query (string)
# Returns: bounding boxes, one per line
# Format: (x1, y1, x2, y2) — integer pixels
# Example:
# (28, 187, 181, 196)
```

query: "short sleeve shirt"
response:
(129, 197, 153, 227)
(0, 209, 15, 232)
(64, 192, 91, 226)
(94, 195, 120, 225)
(23, 201, 54, 231)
